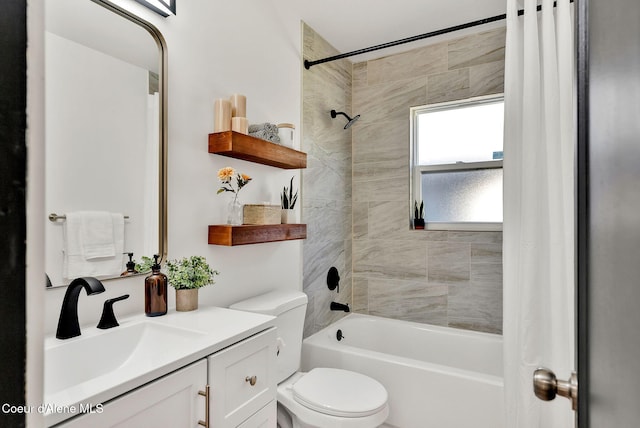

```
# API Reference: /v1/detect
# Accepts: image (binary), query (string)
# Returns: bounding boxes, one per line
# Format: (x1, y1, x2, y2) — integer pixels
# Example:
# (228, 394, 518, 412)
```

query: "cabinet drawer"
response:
(237, 401, 276, 428)
(208, 327, 277, 427)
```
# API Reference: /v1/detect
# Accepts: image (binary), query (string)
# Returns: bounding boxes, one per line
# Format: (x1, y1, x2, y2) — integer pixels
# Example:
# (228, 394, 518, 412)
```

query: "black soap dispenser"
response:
(145, 254, 167, 317)
(121, 252, 139, 276)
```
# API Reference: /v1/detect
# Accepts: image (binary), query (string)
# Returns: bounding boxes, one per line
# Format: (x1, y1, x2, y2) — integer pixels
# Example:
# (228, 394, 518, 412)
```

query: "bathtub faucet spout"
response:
(330, 301, 350, 312)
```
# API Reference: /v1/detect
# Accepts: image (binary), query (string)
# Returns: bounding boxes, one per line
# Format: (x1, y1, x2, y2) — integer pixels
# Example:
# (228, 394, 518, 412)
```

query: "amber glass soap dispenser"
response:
(145, 254, 167, 317)
(121, 252, 139, 276)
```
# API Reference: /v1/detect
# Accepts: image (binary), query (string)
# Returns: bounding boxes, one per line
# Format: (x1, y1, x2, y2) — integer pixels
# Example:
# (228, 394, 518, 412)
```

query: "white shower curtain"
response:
(503, 0, 575, 427)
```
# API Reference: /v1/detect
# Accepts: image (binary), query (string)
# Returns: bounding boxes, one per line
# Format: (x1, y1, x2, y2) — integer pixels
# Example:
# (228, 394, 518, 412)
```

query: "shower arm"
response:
(330, 109, 360, 129)
(332, 111, 351, 121)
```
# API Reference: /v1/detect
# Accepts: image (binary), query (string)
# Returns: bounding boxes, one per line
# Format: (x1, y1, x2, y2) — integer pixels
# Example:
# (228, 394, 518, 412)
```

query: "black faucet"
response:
(330, 302, 350, 312)
(97, 294, 130, 329)
(56, 277, 106, 339)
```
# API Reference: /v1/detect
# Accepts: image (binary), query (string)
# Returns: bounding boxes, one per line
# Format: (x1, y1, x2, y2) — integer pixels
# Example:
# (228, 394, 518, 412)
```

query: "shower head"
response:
(330, 109, 360, 129)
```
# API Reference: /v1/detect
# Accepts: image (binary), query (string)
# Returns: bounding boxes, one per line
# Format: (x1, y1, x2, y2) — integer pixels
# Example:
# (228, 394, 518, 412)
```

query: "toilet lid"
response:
(292, 368, 388, 418)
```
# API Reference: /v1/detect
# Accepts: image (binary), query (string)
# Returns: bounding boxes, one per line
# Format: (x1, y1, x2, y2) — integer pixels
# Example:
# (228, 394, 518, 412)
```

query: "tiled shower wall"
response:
(301, 23, 353, 337)
(351, 28, 506, 334)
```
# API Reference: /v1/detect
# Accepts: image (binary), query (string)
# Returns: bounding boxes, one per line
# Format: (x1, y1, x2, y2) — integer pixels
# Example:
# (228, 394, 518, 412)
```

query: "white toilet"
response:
(230, 290, 389, 428)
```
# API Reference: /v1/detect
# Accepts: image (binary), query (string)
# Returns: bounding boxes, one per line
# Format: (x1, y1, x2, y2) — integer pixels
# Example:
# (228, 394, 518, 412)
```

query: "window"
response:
(410, 95, 504, 230)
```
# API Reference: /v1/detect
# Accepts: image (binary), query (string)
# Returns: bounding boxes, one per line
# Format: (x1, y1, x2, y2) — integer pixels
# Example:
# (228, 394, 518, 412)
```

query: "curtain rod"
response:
(303, 1, 571, 70)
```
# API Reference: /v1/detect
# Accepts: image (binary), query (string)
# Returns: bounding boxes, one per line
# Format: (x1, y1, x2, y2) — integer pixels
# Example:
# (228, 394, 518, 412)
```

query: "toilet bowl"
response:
(230, 290, 389, 428)
(277, 369, 389, 428)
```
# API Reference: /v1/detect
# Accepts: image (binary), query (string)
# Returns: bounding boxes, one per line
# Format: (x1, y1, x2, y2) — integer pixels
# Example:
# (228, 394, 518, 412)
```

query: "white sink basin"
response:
(44, 321, 207, 397)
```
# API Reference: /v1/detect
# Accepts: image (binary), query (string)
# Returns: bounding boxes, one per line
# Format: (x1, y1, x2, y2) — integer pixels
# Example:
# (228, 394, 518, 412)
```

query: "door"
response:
(0, 2, 28, 428)
(535, 0, 640, 425)
(576, 0, 640, 425)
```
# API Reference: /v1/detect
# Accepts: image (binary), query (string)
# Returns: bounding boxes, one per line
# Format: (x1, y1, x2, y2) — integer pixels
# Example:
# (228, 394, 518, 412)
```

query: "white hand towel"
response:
(63, 212, 125, 279)
(81, 211, 115, 259)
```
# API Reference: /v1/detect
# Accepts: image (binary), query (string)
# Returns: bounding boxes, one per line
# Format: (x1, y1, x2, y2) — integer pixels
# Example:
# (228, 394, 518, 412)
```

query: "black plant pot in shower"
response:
(414, 219, 425, 230)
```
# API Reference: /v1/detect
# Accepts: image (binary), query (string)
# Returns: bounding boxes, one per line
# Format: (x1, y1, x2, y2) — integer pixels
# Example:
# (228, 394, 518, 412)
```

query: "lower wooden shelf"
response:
(208, 224, 307, 246)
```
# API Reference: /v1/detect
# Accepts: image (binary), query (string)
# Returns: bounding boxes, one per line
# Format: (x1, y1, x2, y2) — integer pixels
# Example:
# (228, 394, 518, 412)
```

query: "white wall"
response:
(41, 0, 305, 335)
(27, 0, 46, 425)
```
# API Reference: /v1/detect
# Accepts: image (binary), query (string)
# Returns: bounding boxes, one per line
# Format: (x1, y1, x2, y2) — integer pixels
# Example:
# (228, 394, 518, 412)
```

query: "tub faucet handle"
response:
(327, 267, 340, 293)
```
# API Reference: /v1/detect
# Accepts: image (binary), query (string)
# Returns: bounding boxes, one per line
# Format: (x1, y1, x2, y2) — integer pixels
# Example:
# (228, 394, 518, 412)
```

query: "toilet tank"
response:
(229, 290, 308, 383)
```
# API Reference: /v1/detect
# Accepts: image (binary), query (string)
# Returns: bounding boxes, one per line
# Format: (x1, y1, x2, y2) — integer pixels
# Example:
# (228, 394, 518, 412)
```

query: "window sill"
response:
(422, 222, 503, 232)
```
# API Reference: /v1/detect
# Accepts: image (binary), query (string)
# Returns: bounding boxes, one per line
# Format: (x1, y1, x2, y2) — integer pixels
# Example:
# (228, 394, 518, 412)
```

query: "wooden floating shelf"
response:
(209, 131, 307, 169)
(208, 224, 307, 246)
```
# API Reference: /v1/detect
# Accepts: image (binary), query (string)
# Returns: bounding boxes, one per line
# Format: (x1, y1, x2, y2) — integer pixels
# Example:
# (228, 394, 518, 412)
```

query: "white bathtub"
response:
(301, 314, 505, 428)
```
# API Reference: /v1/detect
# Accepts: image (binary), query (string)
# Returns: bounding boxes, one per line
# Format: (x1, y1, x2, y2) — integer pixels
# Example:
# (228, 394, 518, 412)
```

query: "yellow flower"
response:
(217, 167, 252, 195)
(217, 167, 235, 181)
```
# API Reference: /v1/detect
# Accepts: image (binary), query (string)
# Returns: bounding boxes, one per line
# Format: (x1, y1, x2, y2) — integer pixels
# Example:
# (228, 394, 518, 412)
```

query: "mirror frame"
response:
(70, 0, 167, 278)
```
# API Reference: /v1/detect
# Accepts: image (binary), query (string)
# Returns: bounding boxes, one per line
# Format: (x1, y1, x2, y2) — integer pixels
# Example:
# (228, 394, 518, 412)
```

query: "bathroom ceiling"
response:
(295, 0, 507, 62)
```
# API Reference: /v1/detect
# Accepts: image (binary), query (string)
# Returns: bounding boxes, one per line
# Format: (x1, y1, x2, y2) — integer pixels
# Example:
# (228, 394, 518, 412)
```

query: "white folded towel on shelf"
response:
(63, 211, 125, 279)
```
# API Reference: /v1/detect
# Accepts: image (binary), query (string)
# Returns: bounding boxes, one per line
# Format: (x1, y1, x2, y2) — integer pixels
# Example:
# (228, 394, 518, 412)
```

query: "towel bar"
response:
(48, 213, 130, 222)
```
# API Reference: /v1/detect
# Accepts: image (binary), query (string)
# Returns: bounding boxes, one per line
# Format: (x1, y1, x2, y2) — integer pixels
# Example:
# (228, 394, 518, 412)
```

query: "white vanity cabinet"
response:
(208, 327, 277, 427)
(58, 359, 207, 427)
(56, 327, 277, 428)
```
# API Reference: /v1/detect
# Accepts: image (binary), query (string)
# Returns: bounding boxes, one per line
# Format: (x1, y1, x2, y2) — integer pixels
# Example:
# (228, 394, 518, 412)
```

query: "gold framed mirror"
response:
(44, 0, 167, 288)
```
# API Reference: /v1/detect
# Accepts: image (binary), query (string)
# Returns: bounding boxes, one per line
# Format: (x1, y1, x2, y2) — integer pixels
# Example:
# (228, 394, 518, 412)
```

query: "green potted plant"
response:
(135, 255, 155, 274)
(165, 256, 219, 311)
(414, 200, 425, 229)
(280, 176, 298, 224)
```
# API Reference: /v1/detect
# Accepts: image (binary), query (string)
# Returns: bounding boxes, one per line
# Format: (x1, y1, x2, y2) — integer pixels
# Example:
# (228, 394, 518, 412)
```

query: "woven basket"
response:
(243, 204, 281, 225)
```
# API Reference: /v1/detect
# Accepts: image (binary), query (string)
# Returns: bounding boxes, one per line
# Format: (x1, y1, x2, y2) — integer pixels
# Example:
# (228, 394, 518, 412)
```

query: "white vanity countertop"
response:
(44, 306, 275, 427)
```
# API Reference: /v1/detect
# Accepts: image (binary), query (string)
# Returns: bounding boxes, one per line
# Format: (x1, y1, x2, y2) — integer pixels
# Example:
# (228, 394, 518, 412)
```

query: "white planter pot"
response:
(281, 209, 296, 224)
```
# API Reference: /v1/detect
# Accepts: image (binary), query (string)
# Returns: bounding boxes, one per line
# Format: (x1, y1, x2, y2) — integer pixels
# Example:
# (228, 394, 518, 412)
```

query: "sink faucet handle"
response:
(97, 294, 130, 330)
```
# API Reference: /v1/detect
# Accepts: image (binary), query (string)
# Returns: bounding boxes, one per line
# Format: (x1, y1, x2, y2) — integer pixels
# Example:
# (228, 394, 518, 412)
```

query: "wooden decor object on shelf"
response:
(243, 205, 281, 225)
(208, 224, 307, 246)
(208, 131, 307, 169)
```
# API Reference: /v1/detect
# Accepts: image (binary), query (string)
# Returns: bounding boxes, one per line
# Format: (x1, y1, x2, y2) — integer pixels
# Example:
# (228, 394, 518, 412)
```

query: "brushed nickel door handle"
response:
(245, 375, 257, 386)
(533, 367, 578, 411)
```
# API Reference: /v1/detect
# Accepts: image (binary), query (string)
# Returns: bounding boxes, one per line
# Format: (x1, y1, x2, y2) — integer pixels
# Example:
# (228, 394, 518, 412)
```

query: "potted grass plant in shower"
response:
(166, 256, 219, 311)
(414, 200, 425, 229)
(281, 176, 298, 224)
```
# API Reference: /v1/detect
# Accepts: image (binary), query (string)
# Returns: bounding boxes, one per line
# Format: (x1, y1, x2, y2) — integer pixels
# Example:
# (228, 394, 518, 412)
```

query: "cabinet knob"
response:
(245, 375, 257, 386)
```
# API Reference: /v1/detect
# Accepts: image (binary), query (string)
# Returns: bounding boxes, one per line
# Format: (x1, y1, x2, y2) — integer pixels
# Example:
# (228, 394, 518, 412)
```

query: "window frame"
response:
(409, 94, 504, 231)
